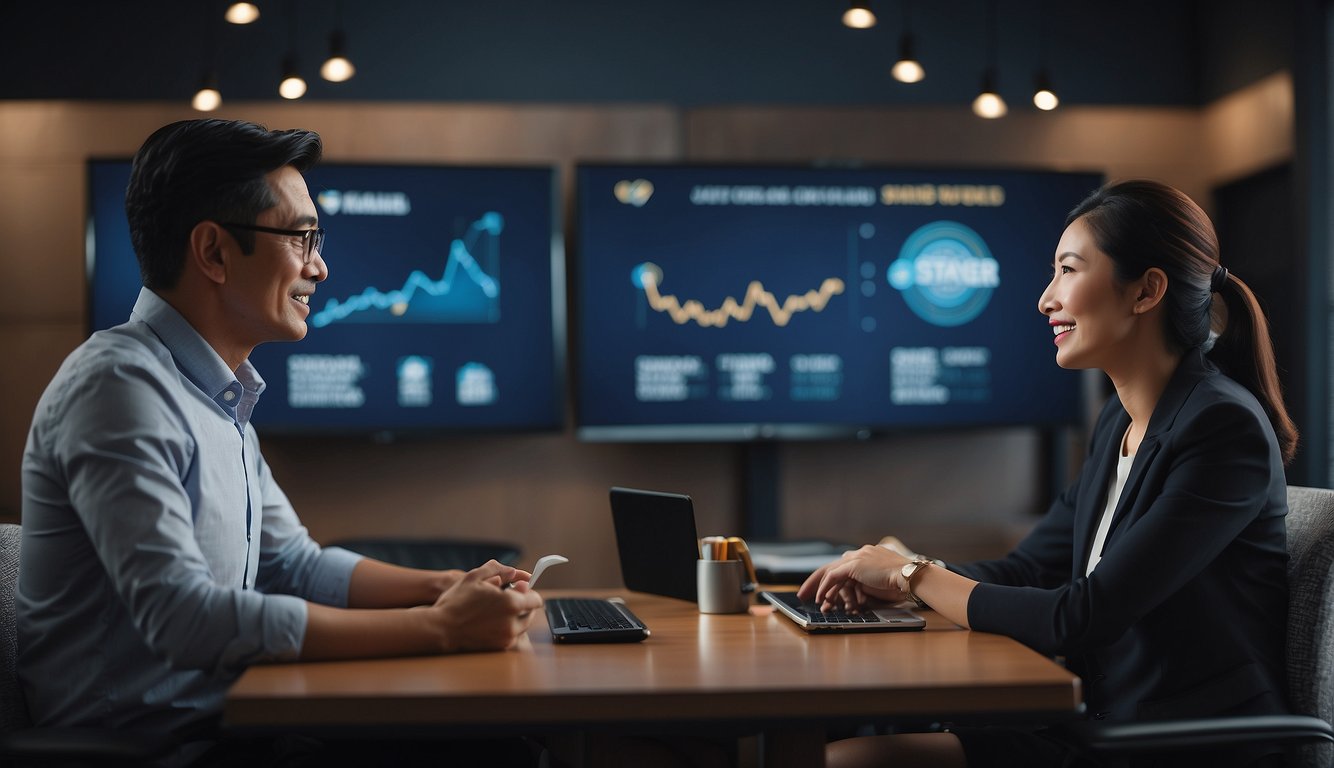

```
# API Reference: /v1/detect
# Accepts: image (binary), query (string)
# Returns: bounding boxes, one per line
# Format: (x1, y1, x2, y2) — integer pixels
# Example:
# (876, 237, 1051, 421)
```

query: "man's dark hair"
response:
(124, 119, 323, 290)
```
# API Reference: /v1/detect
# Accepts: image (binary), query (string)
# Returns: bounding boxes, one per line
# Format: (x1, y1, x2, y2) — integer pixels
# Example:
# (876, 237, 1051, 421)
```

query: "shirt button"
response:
(1093, 712, 1108, 720)
(223, 391, 236, 402)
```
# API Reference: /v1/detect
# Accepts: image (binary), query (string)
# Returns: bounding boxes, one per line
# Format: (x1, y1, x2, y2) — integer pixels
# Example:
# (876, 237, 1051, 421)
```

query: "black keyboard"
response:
(544, 597, 651, 643)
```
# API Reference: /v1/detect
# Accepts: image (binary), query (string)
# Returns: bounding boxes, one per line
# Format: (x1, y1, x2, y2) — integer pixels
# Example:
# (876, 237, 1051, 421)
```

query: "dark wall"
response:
(1214, 165, 1310, 483)
(0, 0, 1285, 107)
(1197, 0, 1295, 103)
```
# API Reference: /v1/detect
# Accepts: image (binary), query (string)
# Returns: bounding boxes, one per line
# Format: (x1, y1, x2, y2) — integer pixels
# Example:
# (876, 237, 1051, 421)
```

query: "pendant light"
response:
(972, 0, 1007, 118)
(320, 0, 356, 82)
(224, 2, 259, 24)
(278, 1, 306, 99)
(843, 1, 877, 29)
(890, 0, 924, 83)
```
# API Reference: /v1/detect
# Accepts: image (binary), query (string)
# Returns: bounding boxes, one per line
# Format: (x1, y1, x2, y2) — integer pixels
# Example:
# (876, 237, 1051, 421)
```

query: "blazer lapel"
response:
(1102, 349, 1213, 544)
(1073, 408, 1130, 578)
(1106, 436, 1162, 540)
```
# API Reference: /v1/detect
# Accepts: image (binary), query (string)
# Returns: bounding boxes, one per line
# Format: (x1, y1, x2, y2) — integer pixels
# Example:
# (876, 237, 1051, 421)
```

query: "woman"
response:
(799, 180, 1298, 768)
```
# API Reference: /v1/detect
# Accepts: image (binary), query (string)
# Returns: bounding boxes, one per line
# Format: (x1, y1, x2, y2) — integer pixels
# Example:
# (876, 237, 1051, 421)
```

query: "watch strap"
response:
(902, 556, 934, 609)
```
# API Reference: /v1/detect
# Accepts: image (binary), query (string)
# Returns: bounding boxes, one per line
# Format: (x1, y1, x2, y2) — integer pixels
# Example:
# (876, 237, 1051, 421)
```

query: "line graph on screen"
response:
(310, 212, 503, 327)
(630, 261, 844, 329)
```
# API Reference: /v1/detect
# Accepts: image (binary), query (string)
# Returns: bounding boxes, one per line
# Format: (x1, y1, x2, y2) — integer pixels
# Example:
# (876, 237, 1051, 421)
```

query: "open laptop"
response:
(761, 591, 925, 633)
(610, 487, 701, 602)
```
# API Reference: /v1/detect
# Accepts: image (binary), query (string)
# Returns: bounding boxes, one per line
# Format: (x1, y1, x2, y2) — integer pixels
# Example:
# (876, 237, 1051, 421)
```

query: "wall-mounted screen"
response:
(574, 165, 1102, 441)
(88, 161, 564, 435)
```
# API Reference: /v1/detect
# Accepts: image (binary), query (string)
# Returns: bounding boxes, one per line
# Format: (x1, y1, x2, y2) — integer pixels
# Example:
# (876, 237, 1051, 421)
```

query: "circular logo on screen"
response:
(887, 221, 999, 327)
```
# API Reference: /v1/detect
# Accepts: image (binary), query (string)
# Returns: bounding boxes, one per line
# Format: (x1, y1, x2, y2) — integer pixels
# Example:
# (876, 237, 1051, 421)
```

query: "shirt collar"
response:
(130, 288, 267, 419)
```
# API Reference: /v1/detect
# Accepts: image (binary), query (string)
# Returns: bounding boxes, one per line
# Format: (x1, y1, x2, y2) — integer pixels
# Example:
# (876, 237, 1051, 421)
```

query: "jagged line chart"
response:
(631, 262, 845, 328)
(310, 212, 503, 328)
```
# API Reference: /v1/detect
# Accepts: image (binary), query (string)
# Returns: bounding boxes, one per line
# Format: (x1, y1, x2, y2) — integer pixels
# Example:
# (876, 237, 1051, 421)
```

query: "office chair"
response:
(328, 537, 522, 571)
(1065, 485, 1334, 766)
(0, 522, 177, 765)
(0, 523, 25, 734)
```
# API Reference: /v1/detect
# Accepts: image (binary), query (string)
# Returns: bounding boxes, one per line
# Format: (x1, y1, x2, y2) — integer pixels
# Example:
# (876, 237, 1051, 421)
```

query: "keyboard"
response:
(761, 591, 925, 633)
(544, 597, 651, 643)
(789, 604, 887, 625)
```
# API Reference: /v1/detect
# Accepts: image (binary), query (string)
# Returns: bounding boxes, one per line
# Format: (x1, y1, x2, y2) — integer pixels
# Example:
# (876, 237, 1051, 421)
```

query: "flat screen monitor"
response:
(88, 160, 564, 435)
(574, 164, 1102, 441)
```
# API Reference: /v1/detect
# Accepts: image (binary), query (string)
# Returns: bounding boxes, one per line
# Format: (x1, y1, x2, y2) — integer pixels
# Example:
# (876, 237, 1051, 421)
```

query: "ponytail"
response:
(1208, 273, 1299, 464)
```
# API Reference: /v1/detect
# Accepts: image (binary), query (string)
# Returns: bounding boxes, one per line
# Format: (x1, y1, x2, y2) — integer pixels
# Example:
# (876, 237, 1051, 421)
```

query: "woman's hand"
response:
(797, 545, 912, 612)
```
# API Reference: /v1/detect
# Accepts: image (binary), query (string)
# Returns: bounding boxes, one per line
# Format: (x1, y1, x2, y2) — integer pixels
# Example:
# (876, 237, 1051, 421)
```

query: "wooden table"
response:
(225, 590, 1081, 766)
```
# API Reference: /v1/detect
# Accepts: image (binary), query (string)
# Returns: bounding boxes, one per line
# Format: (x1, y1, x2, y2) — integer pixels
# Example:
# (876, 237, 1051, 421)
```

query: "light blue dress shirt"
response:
(18, 288, 362, 732)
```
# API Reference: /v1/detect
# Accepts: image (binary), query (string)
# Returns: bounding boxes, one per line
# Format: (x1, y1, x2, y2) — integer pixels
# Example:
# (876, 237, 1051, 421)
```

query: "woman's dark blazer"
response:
(955, 348, 1289, 723)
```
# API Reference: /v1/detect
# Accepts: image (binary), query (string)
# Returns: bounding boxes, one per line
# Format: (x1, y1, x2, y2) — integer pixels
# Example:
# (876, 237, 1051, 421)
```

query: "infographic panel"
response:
(575, 165, 1101, 438)
(89, 161, 562, 434)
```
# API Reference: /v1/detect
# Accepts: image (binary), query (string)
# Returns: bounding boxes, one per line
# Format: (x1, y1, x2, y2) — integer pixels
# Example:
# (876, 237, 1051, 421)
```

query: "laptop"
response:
(609, 487, 701, 602)
(761, 591, 925, 633)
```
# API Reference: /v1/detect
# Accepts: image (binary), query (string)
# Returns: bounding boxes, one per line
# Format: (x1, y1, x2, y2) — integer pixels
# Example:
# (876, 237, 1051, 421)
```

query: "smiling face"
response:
(1038, 216, 1141, 372)
(221, 165, 328, 351)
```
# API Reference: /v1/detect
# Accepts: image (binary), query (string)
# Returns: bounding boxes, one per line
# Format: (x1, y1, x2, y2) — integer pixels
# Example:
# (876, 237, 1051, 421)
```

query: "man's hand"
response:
(431, 560, 543, 652)
(431, 568, 466, 594)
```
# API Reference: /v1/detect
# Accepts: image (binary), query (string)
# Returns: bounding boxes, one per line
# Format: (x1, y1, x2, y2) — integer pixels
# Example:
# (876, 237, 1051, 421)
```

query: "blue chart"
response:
(310, 212, 503, 328)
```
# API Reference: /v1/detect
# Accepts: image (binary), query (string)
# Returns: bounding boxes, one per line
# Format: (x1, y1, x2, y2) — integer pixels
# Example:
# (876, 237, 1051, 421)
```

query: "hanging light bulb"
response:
(277, 2, 305, 99)
(279, 57, 307, 99)
(279, 74, 307, 99)
(1032, 0, 1059, 111)
(972, 0, 1005, 118)
(1032, 70, 1059, 111)
(224, 2, 259, 24)
(972, 69, 1007, 119)
(891, 1, 924, 83)
(320, 30, 356, 82)
(891, 35, 925, 83)
(842, 1, 876, 29)
(192, 74, 222, 112)
(192, 87, 222, 112)
(192, 11, 222, 112)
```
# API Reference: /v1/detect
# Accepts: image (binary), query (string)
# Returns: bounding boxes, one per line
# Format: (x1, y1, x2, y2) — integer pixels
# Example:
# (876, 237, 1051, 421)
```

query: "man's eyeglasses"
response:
(218, 221, 325, 264)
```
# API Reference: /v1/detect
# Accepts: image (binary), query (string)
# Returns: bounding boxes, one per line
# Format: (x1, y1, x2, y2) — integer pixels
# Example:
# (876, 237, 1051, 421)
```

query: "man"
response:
(17, 119, 542, 742)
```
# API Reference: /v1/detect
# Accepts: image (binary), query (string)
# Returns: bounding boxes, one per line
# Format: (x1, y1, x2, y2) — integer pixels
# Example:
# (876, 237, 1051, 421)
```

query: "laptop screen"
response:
(609, 487, 700, 602)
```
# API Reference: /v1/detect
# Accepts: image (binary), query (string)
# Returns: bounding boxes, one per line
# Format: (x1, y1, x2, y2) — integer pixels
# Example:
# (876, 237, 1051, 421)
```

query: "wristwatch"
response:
(900, 556, 935, 609)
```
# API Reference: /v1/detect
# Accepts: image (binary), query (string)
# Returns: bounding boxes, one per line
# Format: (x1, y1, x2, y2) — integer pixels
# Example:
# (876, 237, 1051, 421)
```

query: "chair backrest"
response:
(327, 538, 522, 572)
(1284, 485, 1334, 768)
(0, 522, 30, 732)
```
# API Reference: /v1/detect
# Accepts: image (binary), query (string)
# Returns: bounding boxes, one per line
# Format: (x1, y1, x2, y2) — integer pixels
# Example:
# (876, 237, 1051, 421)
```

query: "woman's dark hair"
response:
(1067, 179, 1298, 464)
(125, 118, 323, 290)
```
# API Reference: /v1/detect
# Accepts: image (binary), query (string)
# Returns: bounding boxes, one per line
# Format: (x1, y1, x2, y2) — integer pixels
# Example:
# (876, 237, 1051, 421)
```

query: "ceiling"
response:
(0, 0, 1294, 109)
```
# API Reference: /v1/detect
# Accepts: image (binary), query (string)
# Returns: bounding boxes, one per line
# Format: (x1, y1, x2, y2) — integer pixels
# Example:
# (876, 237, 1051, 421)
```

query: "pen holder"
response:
(697, 559, 750, 614)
